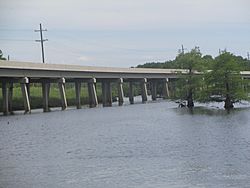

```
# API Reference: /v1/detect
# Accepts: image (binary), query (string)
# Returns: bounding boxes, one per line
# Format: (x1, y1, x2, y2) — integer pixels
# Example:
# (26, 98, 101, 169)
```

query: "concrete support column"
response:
(88, 78, 98, 108)
(58, 78, 67, 110)
(20, 77, 31, 114)
(2, 81, 9, 115)
(151, 81, 157, 101)
(102, 81, 112, 107)
(42, 81, 50, 112)
(75, 81, 81, 109)
(163, 78, 170, 99)
(8, 82, 13, 114)
(141, 78, 148, 103)
(117, 78, 124, 106)
(26, 83, 30, 99)
(169, 80, 175, 98)
(129, 81, 134, 104)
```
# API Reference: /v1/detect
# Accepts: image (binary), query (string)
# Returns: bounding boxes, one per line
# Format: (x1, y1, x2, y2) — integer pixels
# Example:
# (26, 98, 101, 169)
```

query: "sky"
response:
(0, 0, 250, 67)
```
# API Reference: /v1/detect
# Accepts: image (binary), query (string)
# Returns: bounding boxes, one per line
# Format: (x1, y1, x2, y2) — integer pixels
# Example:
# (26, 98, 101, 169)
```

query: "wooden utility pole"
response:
(35, 23, 48, 63)
(247, 52, 250, 60)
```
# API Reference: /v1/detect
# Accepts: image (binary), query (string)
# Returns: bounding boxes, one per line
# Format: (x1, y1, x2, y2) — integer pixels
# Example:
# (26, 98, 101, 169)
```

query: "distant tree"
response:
(137, 62, 165, 69)
(175, 47, 205, 108)
(204, 52, 247, 109)
(0, 50, 6, 60)
(202, 55, 214, 69)
(136, 49, 250, 109)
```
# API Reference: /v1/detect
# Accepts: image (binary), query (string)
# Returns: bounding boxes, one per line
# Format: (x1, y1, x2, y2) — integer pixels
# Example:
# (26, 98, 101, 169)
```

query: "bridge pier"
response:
(2, 81, 9, 115)
(163, 78, 170, 99)
(151, 81, 157, 101)
(117, 78, 124, 106)
(58, 78, 67, 110)
(1, 80, 14, 115)
(8, 82, 13, 114)
(42, 81, 50, 112)
(20, 77, 31, 114)
(26, 82, 30, 99)
(129, 81, 134, 104)
(75, 81, 81, 109)
(141, 78, 148, 103)
(88, 78, 98, 108)
(102, 80, 112, 107)
(168, 79, 176, 98)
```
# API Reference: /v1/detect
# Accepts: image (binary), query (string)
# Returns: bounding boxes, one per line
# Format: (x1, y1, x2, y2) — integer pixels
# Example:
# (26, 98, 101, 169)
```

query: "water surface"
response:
(1, 100, 250, 188)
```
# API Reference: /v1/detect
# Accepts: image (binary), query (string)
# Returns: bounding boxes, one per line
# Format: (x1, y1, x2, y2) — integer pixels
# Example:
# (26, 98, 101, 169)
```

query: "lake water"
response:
(1, 98, 250, 188)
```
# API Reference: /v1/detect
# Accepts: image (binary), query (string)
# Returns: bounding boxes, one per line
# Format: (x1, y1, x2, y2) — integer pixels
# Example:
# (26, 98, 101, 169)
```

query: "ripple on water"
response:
(1, 101, 250, 187)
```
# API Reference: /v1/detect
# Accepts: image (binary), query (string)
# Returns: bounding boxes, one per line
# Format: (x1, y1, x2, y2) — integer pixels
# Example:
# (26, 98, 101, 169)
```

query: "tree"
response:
(0, 50, 6, 60)
(204, 52, 247, 109)
(175, 47, 205, 108)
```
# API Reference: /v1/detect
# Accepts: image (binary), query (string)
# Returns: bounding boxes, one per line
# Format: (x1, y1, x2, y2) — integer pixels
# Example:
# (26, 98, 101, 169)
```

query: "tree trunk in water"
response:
(187, 89, 194, 108)
(224, 78, 233, 109)
(224, 94, 233, 109)
(186, 69, 194, 108)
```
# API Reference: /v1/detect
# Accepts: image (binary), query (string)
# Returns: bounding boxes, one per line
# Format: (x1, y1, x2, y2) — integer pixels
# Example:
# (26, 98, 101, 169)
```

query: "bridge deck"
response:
(1, 60, 250, 79)
(0, 60, 188, 79)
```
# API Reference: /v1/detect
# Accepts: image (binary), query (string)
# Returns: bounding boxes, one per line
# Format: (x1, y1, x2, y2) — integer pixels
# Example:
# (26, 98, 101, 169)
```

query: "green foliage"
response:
(203, 52, 248, 105)
(174, 47, 205, 106)
(137, 48, 250, 107)
(137, 48, 250, 71)
(1, 47, 250, 110)
(175, 47, 203, 70)
(0, 50, 6, 60)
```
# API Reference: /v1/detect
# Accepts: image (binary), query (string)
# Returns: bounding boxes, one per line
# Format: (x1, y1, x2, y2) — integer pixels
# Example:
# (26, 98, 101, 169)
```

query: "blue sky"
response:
(0, 0, 250, 67)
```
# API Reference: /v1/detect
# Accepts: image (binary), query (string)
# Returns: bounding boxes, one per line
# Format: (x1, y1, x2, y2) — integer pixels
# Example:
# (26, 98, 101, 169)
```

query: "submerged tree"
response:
(204, 52, 247, 109)
(175, 47, 205, 108)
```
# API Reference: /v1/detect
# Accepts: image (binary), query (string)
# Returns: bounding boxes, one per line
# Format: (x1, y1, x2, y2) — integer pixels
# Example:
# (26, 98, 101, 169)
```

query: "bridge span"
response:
(1, 60, 250, 115)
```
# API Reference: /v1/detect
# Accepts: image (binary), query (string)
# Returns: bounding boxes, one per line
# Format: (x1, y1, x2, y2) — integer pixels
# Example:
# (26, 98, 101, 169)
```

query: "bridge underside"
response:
(1, 60, 249, 115)
(0, 61, 177, 115)
(0, 76, 172, 115)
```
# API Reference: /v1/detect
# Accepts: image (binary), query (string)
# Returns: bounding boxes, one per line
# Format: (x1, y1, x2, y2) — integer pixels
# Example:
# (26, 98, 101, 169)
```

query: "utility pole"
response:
(35, 23, 48, 63)
(179, 45, 187, 54)
(181, 44, 185, 54)
(247, 52, 250, 60)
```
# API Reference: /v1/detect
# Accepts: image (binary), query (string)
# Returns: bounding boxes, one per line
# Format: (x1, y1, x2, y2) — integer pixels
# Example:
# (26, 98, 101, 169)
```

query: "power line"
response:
(35, 23, 48, 63)
(0, 29, 33, 31)
(0, 38, 34, 41)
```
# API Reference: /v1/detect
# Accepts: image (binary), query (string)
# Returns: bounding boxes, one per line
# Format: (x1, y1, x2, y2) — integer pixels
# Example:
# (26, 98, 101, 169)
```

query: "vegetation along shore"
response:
(1, 48, 250, 111)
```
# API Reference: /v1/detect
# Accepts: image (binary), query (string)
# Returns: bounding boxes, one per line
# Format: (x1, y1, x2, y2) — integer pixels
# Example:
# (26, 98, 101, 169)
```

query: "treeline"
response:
(137, 48, 250, 70)
(1, 49, 250, 110)
(137, 47, 250, 110)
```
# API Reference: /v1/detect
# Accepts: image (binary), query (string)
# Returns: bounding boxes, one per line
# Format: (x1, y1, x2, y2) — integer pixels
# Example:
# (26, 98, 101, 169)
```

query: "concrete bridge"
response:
(1, 60, 250, 115)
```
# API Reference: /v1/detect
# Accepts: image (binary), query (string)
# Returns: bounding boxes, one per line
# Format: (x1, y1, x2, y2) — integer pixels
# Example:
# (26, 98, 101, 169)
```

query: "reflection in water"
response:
(175, 105, 249, 116)
(1, 100, 250, 187)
